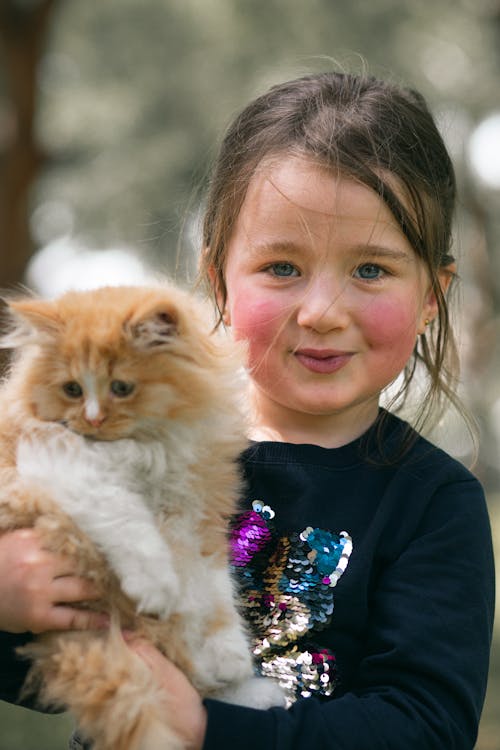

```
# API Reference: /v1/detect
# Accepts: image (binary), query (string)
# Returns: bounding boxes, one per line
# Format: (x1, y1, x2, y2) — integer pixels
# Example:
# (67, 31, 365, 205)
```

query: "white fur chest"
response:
(16, 428, 190, 618)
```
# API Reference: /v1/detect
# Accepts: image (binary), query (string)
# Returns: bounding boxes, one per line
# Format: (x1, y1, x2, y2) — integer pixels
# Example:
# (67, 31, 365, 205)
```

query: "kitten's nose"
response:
(85, 415, 105, 427)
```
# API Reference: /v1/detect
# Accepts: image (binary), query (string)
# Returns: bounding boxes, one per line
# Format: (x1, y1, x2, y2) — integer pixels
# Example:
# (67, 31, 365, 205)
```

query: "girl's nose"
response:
(296, 277, 350, 332)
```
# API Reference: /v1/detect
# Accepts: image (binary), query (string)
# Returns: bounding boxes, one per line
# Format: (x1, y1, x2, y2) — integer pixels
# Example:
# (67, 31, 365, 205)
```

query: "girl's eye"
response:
(267, 262, 299, 277)
(354, 263, 385, 281)
(62, 381, 83, 398)
(110, 380, 135, 398)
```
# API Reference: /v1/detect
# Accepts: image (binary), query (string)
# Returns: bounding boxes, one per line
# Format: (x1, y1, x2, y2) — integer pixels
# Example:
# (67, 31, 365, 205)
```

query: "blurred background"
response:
(1, 0, 500, 747)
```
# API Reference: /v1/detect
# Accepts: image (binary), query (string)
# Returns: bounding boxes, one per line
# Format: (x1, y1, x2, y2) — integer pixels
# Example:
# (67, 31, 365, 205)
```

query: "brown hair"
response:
(199, 71, 465, 442)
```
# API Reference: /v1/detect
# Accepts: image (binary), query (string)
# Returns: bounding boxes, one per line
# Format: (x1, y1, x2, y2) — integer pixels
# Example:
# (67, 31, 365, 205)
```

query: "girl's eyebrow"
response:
(247, 240, 304, 260)
(352, 245, 413, 262)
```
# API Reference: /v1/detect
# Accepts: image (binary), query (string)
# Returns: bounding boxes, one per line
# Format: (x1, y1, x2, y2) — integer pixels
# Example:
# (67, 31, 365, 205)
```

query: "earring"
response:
(419, 318, 431, 336)
(222, 310, 231, 326)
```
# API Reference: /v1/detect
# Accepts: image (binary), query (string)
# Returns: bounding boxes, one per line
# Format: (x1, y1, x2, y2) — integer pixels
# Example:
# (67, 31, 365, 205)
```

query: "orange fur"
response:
(0, 283, 253, 749)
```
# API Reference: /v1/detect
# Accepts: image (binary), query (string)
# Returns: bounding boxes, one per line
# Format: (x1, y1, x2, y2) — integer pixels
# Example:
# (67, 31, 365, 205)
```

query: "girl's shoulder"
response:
(384, 412, 483, 488)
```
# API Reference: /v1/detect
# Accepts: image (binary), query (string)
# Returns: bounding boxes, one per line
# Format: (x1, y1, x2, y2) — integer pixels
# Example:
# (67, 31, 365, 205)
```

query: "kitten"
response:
(0, 284, 283, 750)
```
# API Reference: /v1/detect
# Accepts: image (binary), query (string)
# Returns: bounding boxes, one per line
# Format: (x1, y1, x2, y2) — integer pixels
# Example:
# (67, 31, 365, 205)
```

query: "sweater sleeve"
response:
(202, 477, 495, 750)
(0, 630, 33, 704)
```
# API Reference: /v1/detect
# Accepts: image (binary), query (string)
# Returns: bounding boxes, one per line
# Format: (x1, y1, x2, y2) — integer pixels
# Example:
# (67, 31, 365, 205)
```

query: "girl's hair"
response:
(199, 71, 465, 444)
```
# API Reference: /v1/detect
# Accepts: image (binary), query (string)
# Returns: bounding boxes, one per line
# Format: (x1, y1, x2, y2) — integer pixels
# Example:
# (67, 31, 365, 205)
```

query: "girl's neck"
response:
(248, 389, 380, 449)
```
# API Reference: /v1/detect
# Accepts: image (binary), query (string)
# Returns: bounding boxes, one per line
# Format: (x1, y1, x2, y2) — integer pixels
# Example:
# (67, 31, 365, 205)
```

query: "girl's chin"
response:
(256, 389, 381, 420)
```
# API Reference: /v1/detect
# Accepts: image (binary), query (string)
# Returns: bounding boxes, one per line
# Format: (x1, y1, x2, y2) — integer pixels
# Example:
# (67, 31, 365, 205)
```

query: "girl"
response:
(0, 71, 495, 750)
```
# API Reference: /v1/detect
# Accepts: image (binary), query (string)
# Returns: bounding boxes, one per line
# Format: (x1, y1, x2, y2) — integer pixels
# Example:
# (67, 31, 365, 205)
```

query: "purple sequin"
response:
(230, 509, 272, 567)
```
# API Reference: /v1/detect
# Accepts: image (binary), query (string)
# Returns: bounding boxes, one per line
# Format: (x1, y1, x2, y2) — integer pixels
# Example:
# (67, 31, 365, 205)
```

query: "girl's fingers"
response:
(129, 638, 188, 692)
(44, 605, 109, 633)
(51, 574, 101, 603)
(130, 639, 176, 681)
(0, 528, 108, 633)
(35, 576, 109, 632)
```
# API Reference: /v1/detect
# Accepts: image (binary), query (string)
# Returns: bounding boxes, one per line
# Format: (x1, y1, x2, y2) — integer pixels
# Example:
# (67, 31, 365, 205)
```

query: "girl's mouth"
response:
(294, 348, 353, 374)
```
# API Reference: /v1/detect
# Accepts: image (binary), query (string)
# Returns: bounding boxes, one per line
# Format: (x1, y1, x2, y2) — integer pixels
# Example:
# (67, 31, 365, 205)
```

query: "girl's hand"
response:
(0, 528, 107, 634)
(128, 638, 207, 750)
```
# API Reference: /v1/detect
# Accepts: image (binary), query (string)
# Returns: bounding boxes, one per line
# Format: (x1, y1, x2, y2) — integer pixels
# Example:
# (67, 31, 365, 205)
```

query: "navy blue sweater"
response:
(0, 413, 495, 749)
(204, 413, 495, 750)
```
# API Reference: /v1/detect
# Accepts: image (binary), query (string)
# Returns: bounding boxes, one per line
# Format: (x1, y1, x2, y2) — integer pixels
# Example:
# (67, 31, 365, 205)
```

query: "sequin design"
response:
(230, 500, 353, 705)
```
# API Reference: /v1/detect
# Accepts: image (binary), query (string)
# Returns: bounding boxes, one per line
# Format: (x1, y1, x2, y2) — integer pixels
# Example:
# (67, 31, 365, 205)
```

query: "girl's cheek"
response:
(231, 298, 285, 343)
(231, 298, 286, 372)
(361, 297, 420, 349)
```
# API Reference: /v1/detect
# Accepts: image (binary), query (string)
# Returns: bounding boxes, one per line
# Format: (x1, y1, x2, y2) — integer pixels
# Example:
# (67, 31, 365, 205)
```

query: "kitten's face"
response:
(34, 344, 149, 440)
(7, 286, 223, 440)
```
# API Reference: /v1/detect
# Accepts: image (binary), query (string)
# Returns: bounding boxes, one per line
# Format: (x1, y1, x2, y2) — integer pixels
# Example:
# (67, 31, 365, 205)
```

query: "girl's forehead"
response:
(238, 155, 407, 239)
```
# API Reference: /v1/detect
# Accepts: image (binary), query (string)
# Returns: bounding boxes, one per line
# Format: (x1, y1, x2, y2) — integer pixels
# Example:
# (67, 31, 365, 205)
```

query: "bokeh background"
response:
(1, 0, 500, 747)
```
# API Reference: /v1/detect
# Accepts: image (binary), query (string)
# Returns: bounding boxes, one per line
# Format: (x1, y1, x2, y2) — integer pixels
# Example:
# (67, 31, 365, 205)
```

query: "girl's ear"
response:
(437, 261, 456, 295)
(418, 262, 456, 334)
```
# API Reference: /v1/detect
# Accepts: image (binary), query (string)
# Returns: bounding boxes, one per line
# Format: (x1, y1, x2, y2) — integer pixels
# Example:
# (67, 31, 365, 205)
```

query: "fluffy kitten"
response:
(0, 284, 283, 750)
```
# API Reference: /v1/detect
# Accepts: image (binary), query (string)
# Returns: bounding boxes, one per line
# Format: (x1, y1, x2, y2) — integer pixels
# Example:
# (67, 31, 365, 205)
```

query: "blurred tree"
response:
(26, 0, 500, 277)
(0, 0, 57, 288)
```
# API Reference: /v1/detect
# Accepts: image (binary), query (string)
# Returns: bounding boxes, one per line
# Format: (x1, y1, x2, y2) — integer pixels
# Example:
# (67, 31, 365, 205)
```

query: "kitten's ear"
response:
(0, 298, 61, 348)
(127, 308, 179, 350)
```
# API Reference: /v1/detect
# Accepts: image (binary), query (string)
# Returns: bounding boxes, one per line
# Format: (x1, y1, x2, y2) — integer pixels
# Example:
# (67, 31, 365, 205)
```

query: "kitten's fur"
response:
(0, 284, 283, 750)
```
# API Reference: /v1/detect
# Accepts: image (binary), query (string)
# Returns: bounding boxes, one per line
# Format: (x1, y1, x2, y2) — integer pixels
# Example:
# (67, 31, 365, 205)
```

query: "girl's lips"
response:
(294, 349, 353, 374)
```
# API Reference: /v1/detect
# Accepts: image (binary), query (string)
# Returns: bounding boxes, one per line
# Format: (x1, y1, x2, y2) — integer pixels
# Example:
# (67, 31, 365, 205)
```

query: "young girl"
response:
(0, 71, 495, 750)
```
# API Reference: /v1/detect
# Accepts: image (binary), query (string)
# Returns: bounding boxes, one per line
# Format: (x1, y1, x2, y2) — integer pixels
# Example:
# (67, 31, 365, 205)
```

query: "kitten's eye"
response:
(110, 380, 135, 398)
(62, 381, 83, 398)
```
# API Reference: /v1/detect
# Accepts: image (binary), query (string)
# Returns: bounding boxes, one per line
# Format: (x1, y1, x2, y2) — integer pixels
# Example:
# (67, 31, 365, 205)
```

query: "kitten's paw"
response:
(216, 676, 286, 709)
(122, 570, 179, 619)
(211, 649, 253, 686)
(194, 630, 253, 689)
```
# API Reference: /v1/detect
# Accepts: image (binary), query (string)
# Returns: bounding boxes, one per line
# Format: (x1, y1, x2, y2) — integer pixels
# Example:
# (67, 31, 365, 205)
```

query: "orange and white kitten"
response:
(0, 284, 283, 750)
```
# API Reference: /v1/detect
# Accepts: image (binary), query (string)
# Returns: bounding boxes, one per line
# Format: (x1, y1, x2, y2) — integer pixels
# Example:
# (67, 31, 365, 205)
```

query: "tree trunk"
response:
(0, 0, 58, 290)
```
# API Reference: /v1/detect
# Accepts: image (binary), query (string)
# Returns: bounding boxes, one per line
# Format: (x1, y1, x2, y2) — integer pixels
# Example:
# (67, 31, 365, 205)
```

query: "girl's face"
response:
(220, 156, 441, 446)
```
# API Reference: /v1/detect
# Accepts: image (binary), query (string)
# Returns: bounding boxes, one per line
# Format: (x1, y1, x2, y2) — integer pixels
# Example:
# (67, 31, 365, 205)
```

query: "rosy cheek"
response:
(230, 298, 285, 371)
(361, 297, 419, 351)
(231, 298, 284, 343)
